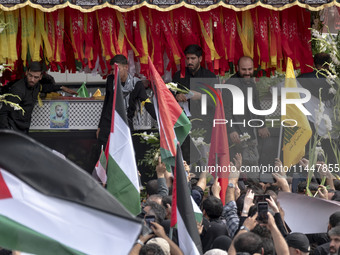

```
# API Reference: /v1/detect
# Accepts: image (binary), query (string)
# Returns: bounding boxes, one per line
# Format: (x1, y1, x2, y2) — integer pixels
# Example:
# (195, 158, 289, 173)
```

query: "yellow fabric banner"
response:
(236, 11, 254, 59)
(5, 10, 19, 63)
(0, 11, 8, 63)
(37, 10, 53, 62)
(282, 57, 312, 167)
(198, 14, 220, 61)
(139, 9, 148, 65)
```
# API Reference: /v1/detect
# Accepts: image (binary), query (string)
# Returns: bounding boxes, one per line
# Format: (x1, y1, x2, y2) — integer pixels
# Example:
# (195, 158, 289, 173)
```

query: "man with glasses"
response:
(0, 61, 77, 133)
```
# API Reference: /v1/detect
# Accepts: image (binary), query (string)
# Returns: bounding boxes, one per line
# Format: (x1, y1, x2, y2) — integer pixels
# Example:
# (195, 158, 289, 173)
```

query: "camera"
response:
(254, 194, 270, 204)
(144, 215, 156, 228)
(257, 202, 268, 224)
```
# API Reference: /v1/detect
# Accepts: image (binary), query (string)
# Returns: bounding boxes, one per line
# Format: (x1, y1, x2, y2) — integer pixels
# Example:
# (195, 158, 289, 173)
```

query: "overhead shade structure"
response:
(0, 0, 337, 11)
(0, 0, 336, 79)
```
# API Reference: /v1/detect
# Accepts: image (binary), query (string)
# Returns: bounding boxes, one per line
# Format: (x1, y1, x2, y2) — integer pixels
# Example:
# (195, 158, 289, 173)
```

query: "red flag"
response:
(207, 90, 230, 205)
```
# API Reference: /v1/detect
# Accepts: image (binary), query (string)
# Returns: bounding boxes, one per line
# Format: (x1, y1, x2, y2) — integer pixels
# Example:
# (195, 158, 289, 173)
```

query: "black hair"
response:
(334, 180, 340, 191)
(265, 186, 279, 195)
(28, 62, 43, 72)
(332, 191, 340, 202)
(236, 194, 246, 217)
(314, 53, 331, 69)
(184, 44, 203, 58)
(211, 235, 232, 252)
(329, 211, 340, 228)
(161, 195, 172, 208)
(261, 238, 275, 255)
(144, 201, 166, 223)
(234, 232, 263, 254)
(328, 226, 340, 237)
(297, 181, 318, 193)
(110, 54, 128, 65)
(146, 179, 158, 196)
(202, 196, 223, 220)
(147, 194, 163, 204)
(140, 243, 166, 255)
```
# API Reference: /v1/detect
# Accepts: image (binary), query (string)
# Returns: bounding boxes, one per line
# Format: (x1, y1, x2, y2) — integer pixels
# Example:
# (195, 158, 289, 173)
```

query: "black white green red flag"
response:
(0, 130, 142, 255)
(92, 146, 107, 185)
(148, 57, 191, 166)
(171, 144, 203, 255)
(105, 64, 141, 216)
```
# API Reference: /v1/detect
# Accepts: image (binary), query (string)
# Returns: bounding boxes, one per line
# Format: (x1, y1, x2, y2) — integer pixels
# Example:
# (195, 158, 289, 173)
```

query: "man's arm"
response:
(222, 166, 240, 238)
(40, 74, 77, 95)
(266, 212, 290, 255)
(192, 172, 207, 206)
(156, 157, 168, 197)
(151, 222, 184, 255)
(228, 213, 258, 255)
(129, 81, 156, 120)
(0, 82, 25, 129)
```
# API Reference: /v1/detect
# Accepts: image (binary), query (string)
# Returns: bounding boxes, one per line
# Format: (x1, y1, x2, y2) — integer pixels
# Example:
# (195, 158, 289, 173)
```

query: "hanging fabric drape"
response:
(0, 5, 315, 78)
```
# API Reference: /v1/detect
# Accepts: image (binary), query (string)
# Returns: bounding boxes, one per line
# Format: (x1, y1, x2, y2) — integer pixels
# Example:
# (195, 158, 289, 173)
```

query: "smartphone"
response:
(257, 202, 268, 223)
(254, 194, 270, 204)
(259, 172, 275, 184)
(144, 215, 156, 228)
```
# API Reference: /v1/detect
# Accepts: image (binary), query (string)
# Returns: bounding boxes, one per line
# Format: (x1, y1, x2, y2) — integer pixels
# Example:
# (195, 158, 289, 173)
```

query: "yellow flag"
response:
(0, 11, 8, 63)
(282, 58, 312, 167)
(5, 10, 19, 62)
(198, 14, 220, 61)
(93, 89, 101, 97)
(139, 9, 148, 65)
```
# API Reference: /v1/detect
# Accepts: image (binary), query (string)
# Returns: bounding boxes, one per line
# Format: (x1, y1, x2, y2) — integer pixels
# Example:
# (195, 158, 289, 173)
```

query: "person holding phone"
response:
(129, 222, 183, 255)
(228, 212, 289, 255)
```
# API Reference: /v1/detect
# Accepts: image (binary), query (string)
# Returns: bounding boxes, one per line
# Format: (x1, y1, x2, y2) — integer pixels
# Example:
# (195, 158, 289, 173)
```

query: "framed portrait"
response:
(50, 102, 69, 129)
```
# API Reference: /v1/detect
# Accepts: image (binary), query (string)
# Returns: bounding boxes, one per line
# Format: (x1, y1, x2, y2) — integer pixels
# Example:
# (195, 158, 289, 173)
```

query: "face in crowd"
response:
(26, 71, 42, 87)
(112, 63, 129, 83)
(238, 57, 254, 79)
(329, 234, 340, 255)
(186, 53, 202, 74)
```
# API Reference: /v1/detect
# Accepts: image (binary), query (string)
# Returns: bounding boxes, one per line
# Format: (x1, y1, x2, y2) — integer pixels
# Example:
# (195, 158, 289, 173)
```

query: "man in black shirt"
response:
(173, 44, 216, 103)
(224, 56, 270, 166)
(172, 45, 217, 164)
(96, 54, 156, 150)
(0, 62, 77, 133)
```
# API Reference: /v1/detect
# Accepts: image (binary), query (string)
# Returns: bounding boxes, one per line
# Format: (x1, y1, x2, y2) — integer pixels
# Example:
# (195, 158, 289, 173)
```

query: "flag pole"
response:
(215, 153, 218, 179)
(169, 227, 173, 240)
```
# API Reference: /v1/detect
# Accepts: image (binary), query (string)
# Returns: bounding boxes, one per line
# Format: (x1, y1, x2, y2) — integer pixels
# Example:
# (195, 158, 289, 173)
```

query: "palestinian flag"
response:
(106, 64, 141, 216)
(207, 90, 230, 205)
(92, 146, 107, 185)
(171, 144, 203, 255)
(148, 56, 191, 166)
(0, 130, 142, 255)
(191, 196, 203, 225)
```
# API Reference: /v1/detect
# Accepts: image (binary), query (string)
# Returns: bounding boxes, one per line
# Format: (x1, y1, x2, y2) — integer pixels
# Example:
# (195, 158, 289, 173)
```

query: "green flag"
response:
(77, 82, 89, 98)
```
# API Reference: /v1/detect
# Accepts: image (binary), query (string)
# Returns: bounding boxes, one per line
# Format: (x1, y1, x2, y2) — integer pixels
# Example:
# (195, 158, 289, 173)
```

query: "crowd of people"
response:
(0, 44, 339, 255)
(129, 152, 340, 255)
